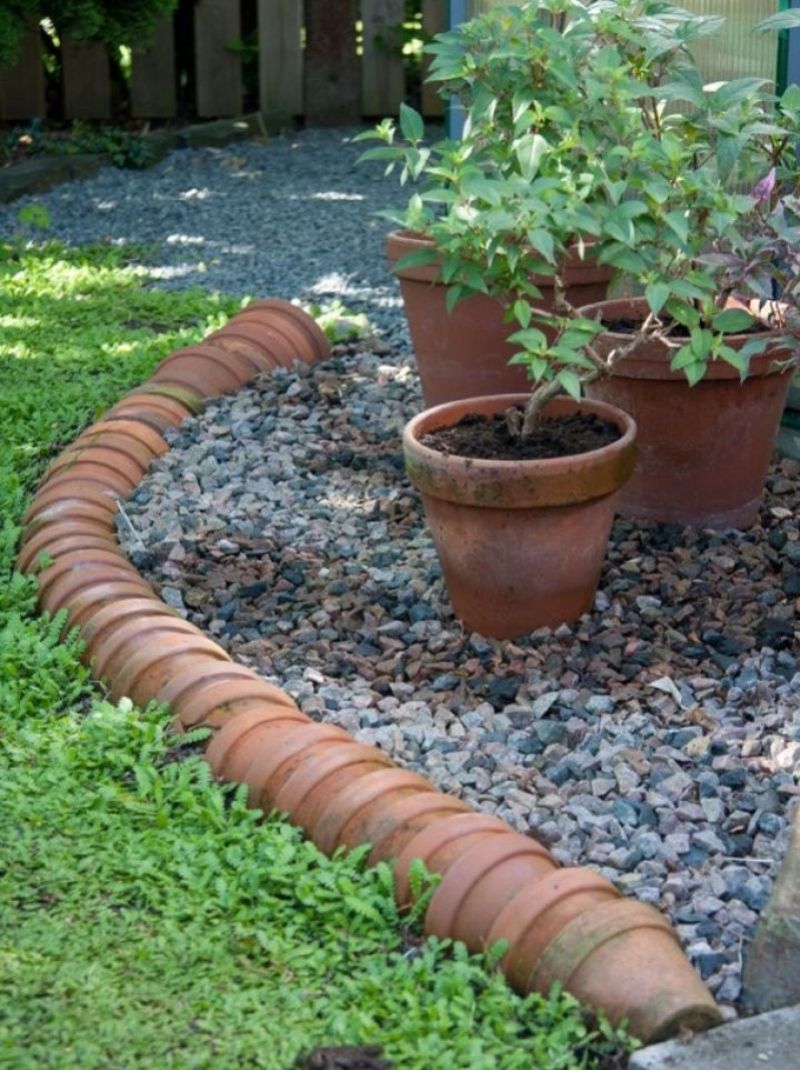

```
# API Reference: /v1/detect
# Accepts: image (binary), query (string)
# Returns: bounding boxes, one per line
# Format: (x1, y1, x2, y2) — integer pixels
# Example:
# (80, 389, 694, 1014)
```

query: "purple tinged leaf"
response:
(754, 168, 776, 203)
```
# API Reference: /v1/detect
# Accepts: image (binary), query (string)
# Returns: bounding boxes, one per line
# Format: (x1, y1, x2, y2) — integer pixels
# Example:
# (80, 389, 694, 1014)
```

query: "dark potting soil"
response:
(607, 317, 763, 338)
(420, 410, 620, 461)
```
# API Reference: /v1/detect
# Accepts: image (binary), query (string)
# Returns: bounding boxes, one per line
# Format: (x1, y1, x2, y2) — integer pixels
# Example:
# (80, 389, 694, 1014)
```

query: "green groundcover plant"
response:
(362, 0, 800, 437)
(0, 236, 634, 1068)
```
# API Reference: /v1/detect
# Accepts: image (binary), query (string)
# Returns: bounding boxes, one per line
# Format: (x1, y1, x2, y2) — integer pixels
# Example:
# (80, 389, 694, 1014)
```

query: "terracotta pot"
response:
(226, 312, 317, 361)
(365, 793, 472, 866)
(150, 352, 246, 397)
(62, 581, 160, 634)
(78, 597, 182, 651)
(527, 898, 722, 1042)
(90, 616, 206, 683)
(133, 382, 204, 412)
(37, 549, 139, 598)
(20, 533, 120, 573)
(393, 813, 511, 907)
(311, 768, 434, 855)
(235, 724, 351, 802)
(286, 753, 401, 837)
(24, 500, 116, 538)
(217, 713, 319, 784)
(425, 835, 557, 945)
(206, 714, 342, 781)
(583, 297, 796, 528)
(25, 483, 119, 524)
(38, 564, 142, 614)
(387, 230, 612, 406)
(172, 677, 299, 730)
(404, 394, 636, 638)
(271, 742, 394, 822)
(199, 338, 274, 377)
(486, 867, 620, 990)
(104, 399, 190, 434)
(203, 330, 284, 372)
(74, 418, 168, 457)
(40, 563, 150, 618)
(67, 430, 161, 468)
(48, 446, 147, 485)
(108, 635, 229, 705)
(241, 299, 330, 361)
(44, 465, 138, 500)
(18, 524, 119, 573)
(154, 661, 272, 711)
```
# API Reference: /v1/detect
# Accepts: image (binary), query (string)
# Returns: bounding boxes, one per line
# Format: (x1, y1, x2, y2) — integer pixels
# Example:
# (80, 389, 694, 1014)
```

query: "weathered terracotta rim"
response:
(579, 296, 800, 381)
(387, 229, 611, 287)
(15, 296, 719, 1044)
(403, 394, 638, 509)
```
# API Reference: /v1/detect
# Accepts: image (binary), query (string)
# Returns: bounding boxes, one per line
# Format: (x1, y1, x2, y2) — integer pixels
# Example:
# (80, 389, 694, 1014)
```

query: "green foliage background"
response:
(0, 0, 177, 67)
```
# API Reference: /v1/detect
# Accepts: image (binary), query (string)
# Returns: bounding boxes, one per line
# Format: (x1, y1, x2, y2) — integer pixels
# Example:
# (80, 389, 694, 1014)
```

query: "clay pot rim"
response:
(403, 394, 637, 509)
(578, 296, 800, 381)
(241, 299, 330, 359)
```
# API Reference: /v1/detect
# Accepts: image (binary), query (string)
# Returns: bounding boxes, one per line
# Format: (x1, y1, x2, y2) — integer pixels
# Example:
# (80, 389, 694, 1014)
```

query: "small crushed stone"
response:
(118, 337, 800, 1015)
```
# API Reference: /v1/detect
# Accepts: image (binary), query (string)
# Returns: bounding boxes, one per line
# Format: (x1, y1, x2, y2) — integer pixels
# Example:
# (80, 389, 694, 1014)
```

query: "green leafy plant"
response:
(0, 1, 177, 67)
(360, 0, 800, 438)
(305, 298, 374, 343)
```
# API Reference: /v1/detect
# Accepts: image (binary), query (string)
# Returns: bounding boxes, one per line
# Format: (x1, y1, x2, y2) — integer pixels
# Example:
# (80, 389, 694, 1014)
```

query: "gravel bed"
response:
(0, 127, 411, 343)
(118, 338, 800, 1014)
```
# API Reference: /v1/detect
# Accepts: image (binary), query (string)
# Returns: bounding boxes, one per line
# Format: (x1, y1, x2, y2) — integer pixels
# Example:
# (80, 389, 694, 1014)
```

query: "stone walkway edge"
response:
(17, 298, 722, 1044)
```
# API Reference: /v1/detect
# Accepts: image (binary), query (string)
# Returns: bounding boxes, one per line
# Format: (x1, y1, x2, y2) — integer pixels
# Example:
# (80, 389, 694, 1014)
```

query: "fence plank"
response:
(305, 0, 360, 125)
(62, 38, 111, 120)
(258, 0, 303, 122)
(131, 17, 177, 118)
(421, 0, 446, 117)
(0, 22, 46, 120)
(195, 0, 243, 117)
(361, 0, 405, 116)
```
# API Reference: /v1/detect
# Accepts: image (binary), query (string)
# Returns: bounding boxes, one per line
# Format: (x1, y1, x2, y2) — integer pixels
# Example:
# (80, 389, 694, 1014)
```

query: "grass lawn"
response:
(0, 237, 634, 1069)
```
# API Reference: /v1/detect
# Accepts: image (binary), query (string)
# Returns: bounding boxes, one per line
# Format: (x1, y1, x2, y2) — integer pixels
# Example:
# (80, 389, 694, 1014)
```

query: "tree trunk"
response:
(304, 0, 360, 125)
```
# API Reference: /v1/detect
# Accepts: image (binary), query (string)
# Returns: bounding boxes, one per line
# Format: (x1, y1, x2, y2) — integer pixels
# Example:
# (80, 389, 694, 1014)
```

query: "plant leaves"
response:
(645, 283, 670, 316)
(399, 102, 424, 143)
(712, 308, 755, 334)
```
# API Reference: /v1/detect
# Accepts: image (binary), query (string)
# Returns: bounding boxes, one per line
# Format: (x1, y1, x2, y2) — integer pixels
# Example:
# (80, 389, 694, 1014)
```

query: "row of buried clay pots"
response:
(17, 298, 720, 1045)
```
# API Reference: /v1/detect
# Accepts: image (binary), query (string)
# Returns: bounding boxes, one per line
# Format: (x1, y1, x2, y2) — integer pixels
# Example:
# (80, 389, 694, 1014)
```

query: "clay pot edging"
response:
(12, 297, 717, 1045)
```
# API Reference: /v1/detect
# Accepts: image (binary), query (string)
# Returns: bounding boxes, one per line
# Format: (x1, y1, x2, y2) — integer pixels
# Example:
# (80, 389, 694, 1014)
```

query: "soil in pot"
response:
(420, 410, 620, 461)
(388, 231, 612, 407)
(404, 394, 636, 638)
(583, 296, 795, 529)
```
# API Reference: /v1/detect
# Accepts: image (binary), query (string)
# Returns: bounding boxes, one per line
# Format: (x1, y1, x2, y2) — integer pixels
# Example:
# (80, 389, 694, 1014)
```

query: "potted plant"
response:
(366, 1, 800, 542)
(359, 0, 621, 406)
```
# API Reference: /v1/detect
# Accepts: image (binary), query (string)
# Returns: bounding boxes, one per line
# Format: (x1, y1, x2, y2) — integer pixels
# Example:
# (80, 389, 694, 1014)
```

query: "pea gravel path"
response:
(0, 127, 410, 343)
(7, 128, 798, 1017)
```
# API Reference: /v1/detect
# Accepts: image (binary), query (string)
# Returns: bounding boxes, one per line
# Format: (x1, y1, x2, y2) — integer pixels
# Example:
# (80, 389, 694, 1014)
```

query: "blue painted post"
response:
(447, 0, 468, 138)
(784, 0, 800, 90)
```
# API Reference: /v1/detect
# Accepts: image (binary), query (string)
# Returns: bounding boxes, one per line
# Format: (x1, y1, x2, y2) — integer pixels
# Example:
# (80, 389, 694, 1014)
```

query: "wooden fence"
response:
(0, 1, 447, 125)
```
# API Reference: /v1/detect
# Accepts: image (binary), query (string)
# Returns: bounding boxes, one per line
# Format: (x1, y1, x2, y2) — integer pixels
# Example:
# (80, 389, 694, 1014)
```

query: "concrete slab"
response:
(629, 1005, 800, 1069)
